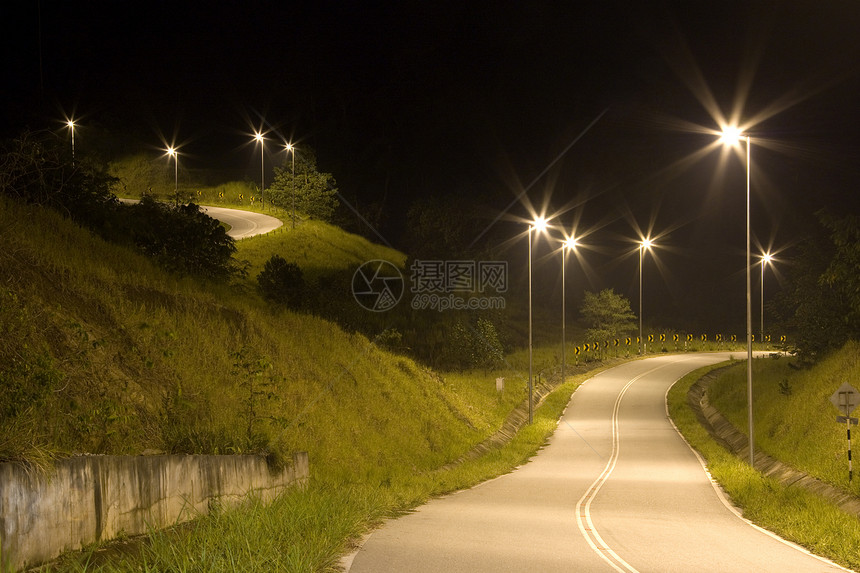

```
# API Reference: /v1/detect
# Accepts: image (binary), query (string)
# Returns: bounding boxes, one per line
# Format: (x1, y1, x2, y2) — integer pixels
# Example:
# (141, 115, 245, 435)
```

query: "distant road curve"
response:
(198, 205, 283, 239)
(118, 199, 283, 239)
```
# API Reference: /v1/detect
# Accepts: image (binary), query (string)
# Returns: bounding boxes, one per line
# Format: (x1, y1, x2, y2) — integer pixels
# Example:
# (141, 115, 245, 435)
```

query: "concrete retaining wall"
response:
(0, 452, 308, 571)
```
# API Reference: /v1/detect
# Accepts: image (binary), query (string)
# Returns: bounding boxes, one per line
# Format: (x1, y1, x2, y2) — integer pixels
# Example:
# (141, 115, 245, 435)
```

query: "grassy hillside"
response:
(709, 342, 860, 495)
(0, 196, 516, 485)
(234, 219, 405, 281)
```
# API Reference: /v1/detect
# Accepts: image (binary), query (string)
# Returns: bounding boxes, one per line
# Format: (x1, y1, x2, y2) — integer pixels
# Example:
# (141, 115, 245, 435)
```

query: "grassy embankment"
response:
(668, 346, 860, 571)
(0, 194, 603, 571)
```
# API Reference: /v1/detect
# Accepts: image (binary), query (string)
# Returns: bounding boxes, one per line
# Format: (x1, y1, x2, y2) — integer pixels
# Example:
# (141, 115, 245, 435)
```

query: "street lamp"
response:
(639, 237, 654, 355)
(720, 126, 754, 466)
(166, 146, 178, 206)
(285, 142, 296, 228)
(561, 236, 578, 386)
(66, 119, 76, 164)
(254, 131, 265, 206)
(760, 251, 773, 344)
(528, 216, 549, 424)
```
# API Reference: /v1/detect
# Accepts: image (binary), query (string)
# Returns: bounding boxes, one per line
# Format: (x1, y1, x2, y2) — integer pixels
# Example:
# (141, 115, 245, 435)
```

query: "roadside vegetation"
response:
(0, 191, 500, 476)
(4, 128, 860, 571)
(0, 132, 604, 571)
(668, 351, 860, 571)
(709, 344, 860, 494)
(38, 374, 588, 572)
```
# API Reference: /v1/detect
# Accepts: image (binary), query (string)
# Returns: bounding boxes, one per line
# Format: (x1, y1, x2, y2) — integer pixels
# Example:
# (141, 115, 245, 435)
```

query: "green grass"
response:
(0, 196, 476, 475)
(668, 358, 860, 571)
(709, 345, 860, 494)
(233, 218, 406, 284)
(38, 370, 590, 572)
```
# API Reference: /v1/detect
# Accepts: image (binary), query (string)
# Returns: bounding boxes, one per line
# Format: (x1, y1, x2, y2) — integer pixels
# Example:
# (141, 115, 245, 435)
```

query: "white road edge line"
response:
(663, 373, 853, 572)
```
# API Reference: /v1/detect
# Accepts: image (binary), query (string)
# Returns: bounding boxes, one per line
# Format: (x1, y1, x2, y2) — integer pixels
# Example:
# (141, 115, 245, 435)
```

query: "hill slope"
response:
(0, 197, 496, 483)
(709, 341, 860, 496)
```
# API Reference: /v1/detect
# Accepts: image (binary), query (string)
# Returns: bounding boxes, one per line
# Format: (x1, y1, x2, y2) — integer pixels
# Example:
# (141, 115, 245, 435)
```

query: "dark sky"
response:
(4, 1, 860, 330)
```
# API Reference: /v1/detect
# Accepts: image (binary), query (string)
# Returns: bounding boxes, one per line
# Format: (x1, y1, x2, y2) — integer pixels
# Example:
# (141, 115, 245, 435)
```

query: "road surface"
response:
(346, 353, 849, 572)
(118, 199, 282, 239)
(198, 205, 282, 239)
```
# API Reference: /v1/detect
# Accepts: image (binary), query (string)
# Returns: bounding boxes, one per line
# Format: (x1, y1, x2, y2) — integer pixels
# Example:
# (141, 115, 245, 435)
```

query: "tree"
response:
(0, 131, 119, 232)
(771, 210, 860, 364)
(108, 152, 173, 198)
(820, 210, 860, 318)
(267, 148, 339, 222)
(580, 289, 636, 355)
(404, 196, 478, 260)
(441, 317, 505, 370)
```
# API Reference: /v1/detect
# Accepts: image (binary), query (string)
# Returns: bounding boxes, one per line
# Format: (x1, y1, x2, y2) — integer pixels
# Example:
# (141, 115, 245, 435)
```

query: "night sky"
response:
(4, 1, 860, 331)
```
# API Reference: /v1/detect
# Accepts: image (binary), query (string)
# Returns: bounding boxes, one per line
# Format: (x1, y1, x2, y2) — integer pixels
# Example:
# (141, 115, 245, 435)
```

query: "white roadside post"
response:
(830, 382, 860, 483)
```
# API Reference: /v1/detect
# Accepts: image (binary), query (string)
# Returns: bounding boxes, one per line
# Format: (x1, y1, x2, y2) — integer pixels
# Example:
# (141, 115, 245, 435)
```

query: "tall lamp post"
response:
(561, 236, 578, 386)
(639, 237, 653, 355)
(166, 146, 178, 206)
(760, 251, 773, 344)
(254, 131, 265, 206)
(66, 119, 76, 164)
(720, 127, 754, 466)
(528, 216, 549, 424)
(285, 142, 296, 228)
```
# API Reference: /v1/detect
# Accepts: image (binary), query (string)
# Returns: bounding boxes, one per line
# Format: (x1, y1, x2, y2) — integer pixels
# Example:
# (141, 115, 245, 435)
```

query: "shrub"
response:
(257, 255, 306, 308)
(121, 195, 238, 280)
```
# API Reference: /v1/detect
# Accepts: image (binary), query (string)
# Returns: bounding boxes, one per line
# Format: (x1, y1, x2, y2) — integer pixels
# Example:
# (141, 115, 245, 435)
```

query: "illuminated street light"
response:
(166, 146, 179, 206)
(561, 235, 578, 386)
(720, 126, 754, 466)
(719, 126, 743, 145)
(639, 237, 654, 355)
(254, 131, 265, 206)
(760, 252, 773, 344)
(528, 216, 550, 424)
(285, 142, 296, 228)
(66, 119, 76, 164)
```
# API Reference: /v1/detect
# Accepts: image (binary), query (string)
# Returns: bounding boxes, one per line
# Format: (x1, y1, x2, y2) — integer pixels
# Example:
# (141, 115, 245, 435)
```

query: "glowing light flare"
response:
(758, 248, 786, 288)
(719, 125, 744, 146)
(531, 216, 549, 233)
(63, 117, 77, 161)
(632, 234, 677, 292)
(655, 31, 828, 182)
(162, 143, 182, 162)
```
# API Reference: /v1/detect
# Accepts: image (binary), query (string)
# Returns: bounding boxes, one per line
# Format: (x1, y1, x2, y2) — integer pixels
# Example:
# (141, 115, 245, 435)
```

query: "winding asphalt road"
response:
(197, 205, 282, 239)
(346, 353, 849, 572)
(118, 199, 282, 239)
